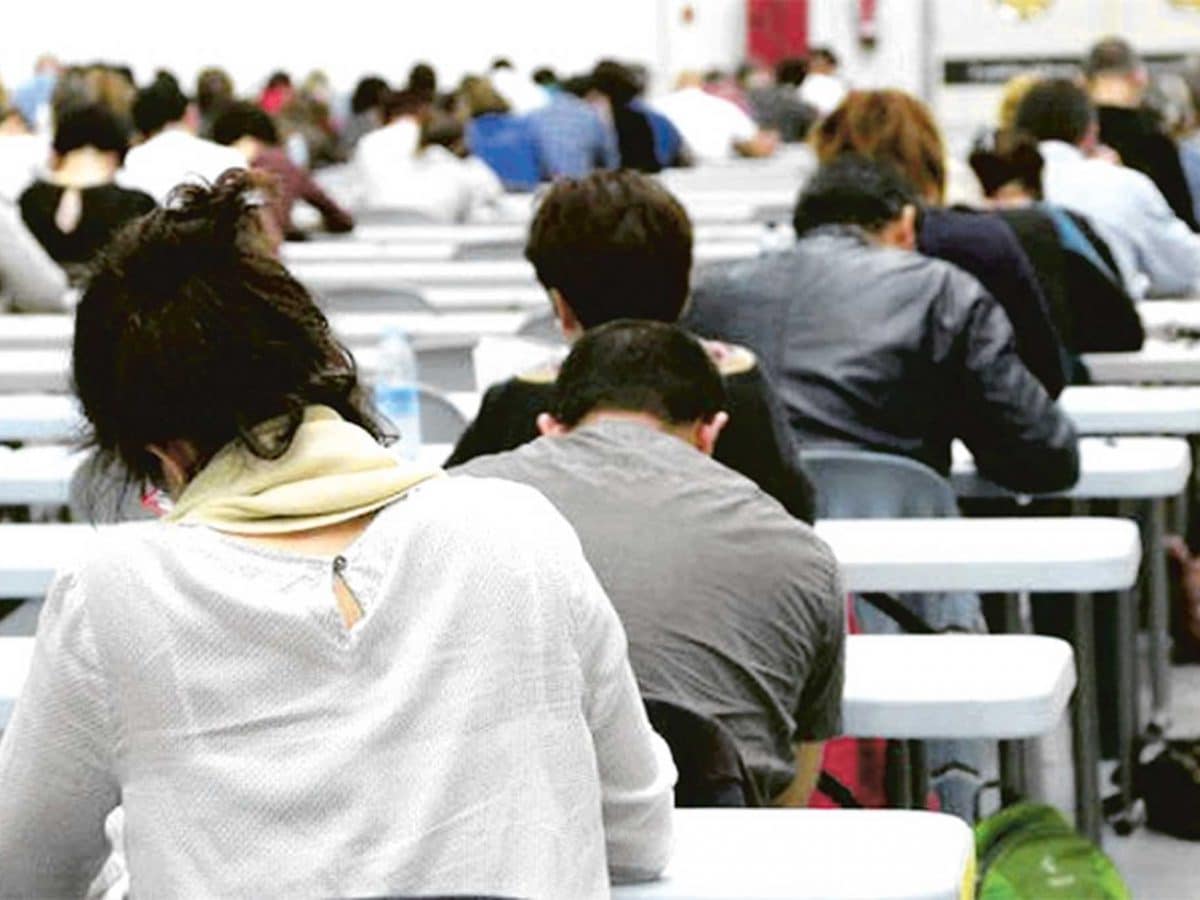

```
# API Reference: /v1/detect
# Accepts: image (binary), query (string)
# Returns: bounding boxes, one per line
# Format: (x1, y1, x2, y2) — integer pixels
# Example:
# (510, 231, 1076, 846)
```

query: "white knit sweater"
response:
(0, 475, 674, 898)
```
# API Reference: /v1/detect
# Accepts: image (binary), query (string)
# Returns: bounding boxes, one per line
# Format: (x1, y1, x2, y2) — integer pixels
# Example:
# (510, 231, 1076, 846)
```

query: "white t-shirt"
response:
(650, 87, 759, 162)
(119, 129, 246, 204)
(361, 145, 504, 222)
(0, 475, 675, 898)
(353, 118, 421, 204)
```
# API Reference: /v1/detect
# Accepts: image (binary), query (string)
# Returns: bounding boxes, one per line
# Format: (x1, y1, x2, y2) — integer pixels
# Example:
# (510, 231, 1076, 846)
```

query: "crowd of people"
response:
(0, 33, 1196, 897)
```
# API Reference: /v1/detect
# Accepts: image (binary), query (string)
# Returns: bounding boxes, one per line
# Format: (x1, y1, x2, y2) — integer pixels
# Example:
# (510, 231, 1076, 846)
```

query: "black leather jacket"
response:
(683, 228, 1080, 493)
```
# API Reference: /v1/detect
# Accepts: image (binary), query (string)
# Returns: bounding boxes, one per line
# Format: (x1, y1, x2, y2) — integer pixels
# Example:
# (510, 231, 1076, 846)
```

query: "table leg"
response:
(1112, 586, 1140, 833)
(1146, 498, 1171, 732)
(1071, 591, 1102, 844)
(909, 740, 928, 810)
(886, 740, 914, 809)
(998, 740, 1025, 805)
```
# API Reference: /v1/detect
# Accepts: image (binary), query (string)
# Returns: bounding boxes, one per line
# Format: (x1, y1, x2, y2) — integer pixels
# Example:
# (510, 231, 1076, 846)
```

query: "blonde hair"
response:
(998, 72, 1042, 132)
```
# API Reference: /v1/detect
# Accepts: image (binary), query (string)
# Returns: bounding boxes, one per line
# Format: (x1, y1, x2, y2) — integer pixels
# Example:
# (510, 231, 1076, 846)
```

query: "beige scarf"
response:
(165, 405, 441, 534)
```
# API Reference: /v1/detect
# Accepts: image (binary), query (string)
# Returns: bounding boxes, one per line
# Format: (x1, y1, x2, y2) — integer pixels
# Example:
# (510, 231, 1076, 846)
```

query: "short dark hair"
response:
(793, 154, 918, 236)
(53, 103, 130, 157)
(132, 75, 188, 136)
(775, 57, 809, 86)
(73, 169, 382, 489)
(1014, 78, 1095, 145)
(195, 67, 234, 117)
(591, 60, 642, 106)
(552, 320, 726, 428)
(810, 47, 839, 68)
(406, 63, 437, 101)
(381, 88, 426, 123)
(1084, 36, 1139, 79)
(350, 76, 389, 115)
(211, 101, 280, 146)
(525, 171, 693, 328)
(532, 67, 558, 87)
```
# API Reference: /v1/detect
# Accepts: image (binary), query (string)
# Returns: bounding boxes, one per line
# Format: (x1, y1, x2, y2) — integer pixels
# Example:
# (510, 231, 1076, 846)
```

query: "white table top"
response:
(951, 435, 1191, 499)
(0, 394, 81, 442)
(1083, 339, 1200, 384)
(283, 239, 761, 265)
(351, 222, 779, 244)
(0, 311, 531, 352)
(613, 808, 972, 900)
(0, 515, 1139, 599)
(813, 517, 1140, 593)
(842, 635, 1075, 739)
(290, 259, 538, 289)
(1060, 385, 1200, 435)
(1137, 298, 1200, 333)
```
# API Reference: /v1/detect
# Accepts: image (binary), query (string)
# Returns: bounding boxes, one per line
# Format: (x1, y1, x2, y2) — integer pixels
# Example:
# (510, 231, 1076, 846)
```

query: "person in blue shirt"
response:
(526, 75, 618, 180)
(462, 76, 541, 191)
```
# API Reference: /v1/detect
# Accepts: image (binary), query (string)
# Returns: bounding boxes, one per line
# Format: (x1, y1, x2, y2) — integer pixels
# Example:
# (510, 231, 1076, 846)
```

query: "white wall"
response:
(807, 0, 930, 99)
(1, 0, 750, 100)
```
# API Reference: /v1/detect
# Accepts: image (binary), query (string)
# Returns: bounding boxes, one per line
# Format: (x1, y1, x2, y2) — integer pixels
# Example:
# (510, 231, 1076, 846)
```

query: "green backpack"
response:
(974, 803, 1131, 899)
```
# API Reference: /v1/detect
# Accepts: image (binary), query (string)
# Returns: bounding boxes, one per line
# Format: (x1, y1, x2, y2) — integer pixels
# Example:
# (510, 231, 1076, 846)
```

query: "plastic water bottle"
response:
(374, 330, 422, 460)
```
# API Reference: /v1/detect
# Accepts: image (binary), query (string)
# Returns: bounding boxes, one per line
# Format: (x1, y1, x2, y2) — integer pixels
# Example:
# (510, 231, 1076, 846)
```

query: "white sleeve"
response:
(566, 542, 676, 884)
(0, 569, 120, 897)
(1132, 173, 1200, 297)
(0, 199, 69, 312)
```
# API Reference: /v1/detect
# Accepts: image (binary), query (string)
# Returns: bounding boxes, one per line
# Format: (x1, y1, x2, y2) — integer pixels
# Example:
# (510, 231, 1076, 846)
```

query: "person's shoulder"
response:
(51, 521, 167, 598)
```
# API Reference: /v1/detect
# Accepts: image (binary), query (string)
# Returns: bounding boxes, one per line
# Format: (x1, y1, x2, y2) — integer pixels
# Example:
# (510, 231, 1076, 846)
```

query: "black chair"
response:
(643, 698, 760, 807)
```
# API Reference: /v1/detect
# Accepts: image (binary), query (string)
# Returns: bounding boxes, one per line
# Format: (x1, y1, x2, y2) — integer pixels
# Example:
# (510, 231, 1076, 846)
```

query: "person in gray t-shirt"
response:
(456, 321, 845, 804)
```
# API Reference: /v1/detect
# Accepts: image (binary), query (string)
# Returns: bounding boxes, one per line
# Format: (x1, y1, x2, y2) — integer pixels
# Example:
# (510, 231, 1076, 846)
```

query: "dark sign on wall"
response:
(944, 53, 1189, 85)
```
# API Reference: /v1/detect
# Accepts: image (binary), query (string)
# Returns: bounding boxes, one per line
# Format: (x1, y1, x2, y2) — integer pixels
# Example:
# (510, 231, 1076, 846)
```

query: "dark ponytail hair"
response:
(73, 168, 384, 491)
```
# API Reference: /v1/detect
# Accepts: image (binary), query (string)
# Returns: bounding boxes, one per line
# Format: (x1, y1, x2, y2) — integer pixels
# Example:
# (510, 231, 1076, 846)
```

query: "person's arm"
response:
(947, 285, 1081, 494)
(295, 164, 355, 234)
(716, 365, 817, 524)
(444, 379, 547, 467)
(566, 536, 675, 883)
(1130, 173, 1200, 298)
(773, 742, 825, 807)
(0, 199, 69, 312)
(775, 548, 845, 807)
(0, 568, 120, 896)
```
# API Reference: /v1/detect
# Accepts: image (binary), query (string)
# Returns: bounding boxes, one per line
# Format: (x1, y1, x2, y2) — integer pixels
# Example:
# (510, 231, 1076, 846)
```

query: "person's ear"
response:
(693, 411, 730, 457)
(877, 205, 918, 251)
(145, 440, 197, 497)
(536, 412, 570, 437)
(549, 288, 583, 342)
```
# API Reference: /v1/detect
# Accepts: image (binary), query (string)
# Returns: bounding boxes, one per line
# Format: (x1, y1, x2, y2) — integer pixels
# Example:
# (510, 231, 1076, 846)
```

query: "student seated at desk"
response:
(684, 155, 1080, 495)
(0, 171, 674, 899)
(19, 104, 155, 279)
(446, 169, 816, 523)
(458, 320, 845, 806)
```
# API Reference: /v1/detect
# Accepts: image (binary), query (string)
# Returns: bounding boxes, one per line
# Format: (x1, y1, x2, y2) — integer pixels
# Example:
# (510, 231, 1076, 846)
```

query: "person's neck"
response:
(231, 136, 262, 162)
(50, 148, 117, 188)
(577, 409, 689, 443)
(1089, 76, 1140, 109)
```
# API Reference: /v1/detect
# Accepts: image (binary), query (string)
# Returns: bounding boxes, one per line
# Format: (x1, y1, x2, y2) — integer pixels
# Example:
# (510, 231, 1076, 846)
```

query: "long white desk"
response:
(1136, 298, 1200, 334)
(1060, 385, 1200, 435)
(843, 634, 1075, 740)
(0, 394, 80, 442)
(283, 239, 763, 265)
(0, 516, 1140, 599)
(1083, 339, 1200, 384)
(352, 222, 784, 245)
(291, 259, 538, 289)
(0, 311, 532, 352)
(613, 808, 972, 900)
(951, 436, 1191, 500)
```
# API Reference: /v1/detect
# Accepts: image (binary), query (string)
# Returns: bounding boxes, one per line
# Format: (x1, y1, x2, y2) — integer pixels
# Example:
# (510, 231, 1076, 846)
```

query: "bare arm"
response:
(773, 741, 825, 807)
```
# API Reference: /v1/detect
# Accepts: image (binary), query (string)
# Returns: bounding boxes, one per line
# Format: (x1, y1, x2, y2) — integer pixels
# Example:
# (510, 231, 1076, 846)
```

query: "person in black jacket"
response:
(813, 89, 1071, 397)
(968, 129, 1144, 363)
(1084, 36, 1198, 232)
(683, 155, 1079, 495)
(447, 170, 816, 523)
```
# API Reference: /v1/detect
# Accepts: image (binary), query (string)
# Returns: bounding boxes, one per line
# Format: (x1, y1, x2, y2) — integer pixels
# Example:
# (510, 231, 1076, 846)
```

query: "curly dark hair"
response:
(72, 169, 383, 490)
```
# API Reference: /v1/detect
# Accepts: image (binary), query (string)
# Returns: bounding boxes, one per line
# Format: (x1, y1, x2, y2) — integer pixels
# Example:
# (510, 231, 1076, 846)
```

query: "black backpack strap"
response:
(817, 771, 863, 808)
(859, 592, 938, 635)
